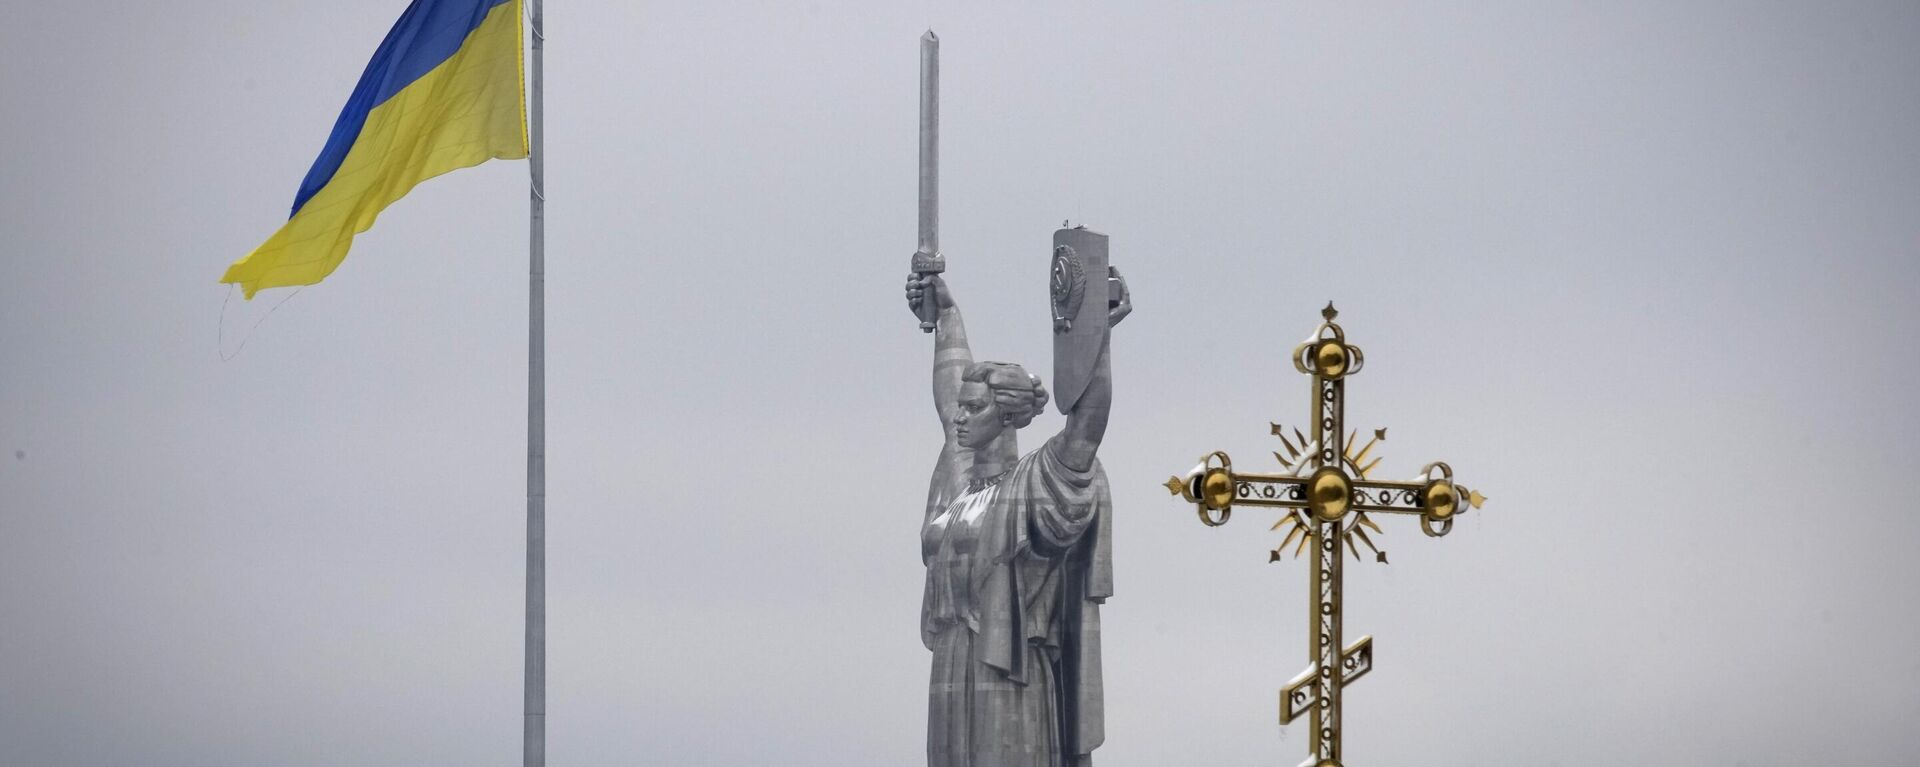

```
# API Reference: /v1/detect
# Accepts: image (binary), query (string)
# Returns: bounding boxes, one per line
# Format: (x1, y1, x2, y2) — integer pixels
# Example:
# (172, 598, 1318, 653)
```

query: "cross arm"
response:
(1279, 635, 1373, 724)
(1166, 453, 1485, 535)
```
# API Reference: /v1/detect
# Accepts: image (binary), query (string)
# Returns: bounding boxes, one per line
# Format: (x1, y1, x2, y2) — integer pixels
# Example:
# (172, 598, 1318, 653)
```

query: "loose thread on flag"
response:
(218, 284, 304, 362)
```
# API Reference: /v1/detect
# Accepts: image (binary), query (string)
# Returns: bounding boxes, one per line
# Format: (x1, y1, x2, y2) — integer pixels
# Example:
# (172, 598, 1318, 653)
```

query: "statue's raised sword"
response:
(912, 30, 944, 332)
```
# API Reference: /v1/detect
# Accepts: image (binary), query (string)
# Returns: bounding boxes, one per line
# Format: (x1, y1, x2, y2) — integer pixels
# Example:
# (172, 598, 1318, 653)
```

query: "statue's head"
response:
(955, 361, 1050, 449)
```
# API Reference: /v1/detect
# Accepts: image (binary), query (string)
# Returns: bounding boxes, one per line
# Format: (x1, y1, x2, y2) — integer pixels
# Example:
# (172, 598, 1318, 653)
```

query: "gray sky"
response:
(4, 1, 1918, 764)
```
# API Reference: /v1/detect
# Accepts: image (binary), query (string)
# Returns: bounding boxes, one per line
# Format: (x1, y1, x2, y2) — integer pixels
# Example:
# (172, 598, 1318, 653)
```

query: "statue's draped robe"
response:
(922, 434, 1113, 767)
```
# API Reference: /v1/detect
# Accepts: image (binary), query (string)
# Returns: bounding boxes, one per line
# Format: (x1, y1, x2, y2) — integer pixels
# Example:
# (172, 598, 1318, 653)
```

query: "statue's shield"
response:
(1051, 227, 1110, 414)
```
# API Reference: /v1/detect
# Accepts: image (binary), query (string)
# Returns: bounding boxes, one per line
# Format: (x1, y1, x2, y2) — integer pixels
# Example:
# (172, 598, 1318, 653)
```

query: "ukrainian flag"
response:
(222, 0, 528, 298)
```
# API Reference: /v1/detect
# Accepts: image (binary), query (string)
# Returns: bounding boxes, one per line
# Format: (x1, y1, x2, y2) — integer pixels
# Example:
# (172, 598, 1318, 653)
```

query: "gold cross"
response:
(1165, 303, 1487, 767)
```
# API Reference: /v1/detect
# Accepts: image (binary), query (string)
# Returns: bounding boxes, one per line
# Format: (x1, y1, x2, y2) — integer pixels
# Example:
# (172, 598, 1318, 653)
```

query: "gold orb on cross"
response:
(1201, 467, 1236, 511)
(1308, 467, 1353, 522)
(1313, 341, 1348, 378)
(1423, 481, 1458, 520)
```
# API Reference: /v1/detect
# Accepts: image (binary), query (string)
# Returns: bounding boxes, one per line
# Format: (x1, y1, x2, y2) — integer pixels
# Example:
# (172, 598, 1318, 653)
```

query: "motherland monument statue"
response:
(903, 31, 1131, 767)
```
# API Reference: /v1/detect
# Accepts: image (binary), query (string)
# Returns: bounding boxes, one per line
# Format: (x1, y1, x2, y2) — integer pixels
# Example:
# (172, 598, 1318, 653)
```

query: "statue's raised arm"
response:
(907, 272, 972, 523)
(905, 273, 969, 428)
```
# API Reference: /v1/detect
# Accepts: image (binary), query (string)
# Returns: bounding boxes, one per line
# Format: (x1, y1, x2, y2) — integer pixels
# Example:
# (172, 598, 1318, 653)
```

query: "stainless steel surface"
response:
(908, 44, 1125, 758)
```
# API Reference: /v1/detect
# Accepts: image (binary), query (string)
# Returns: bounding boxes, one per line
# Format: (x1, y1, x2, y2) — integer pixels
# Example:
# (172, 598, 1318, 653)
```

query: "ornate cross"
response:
(1165, 304, 1487, 767)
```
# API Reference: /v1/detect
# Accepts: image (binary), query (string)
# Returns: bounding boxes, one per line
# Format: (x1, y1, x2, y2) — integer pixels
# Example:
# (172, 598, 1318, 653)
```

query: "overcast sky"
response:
(4, 1, 1918, 765)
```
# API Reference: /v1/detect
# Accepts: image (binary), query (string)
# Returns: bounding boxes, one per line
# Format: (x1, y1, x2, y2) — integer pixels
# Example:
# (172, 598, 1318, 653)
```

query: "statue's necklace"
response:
(967, 469, 1009, 494)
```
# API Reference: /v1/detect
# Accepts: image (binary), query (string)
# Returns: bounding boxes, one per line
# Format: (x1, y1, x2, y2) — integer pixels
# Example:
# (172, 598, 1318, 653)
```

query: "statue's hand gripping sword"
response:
(912, 30, 944, 332)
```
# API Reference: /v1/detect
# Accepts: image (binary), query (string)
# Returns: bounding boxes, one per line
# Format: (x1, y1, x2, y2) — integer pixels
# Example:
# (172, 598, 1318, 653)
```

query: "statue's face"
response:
(954, 381, 1005, 450)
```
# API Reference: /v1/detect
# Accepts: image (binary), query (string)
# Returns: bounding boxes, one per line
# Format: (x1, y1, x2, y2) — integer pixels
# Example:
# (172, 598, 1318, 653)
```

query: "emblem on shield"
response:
(1051, 244, 1087, 335)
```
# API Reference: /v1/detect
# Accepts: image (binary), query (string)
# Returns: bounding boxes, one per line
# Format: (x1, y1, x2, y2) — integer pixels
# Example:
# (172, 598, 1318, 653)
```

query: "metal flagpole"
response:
(524, 0, 546, 765)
